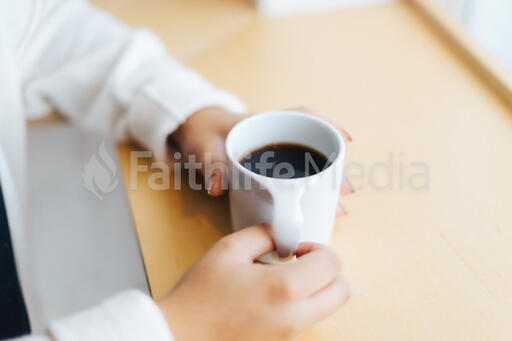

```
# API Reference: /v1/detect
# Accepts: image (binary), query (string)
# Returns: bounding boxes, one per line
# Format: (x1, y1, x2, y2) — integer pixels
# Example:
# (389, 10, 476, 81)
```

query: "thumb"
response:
(200, 137, 229, 197)
(215, 224, 275, 262)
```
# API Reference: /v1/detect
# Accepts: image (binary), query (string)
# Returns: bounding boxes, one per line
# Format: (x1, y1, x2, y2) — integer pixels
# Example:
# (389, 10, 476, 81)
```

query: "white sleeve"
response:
(10, 290, 172, 341)
(11, 336, 49, 341)
(48, 290, 173, 341)
(19, 0, 246, 160)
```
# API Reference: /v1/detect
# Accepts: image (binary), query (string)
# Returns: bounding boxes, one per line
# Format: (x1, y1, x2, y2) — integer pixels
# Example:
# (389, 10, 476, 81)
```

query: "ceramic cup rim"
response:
(225, 110, 346, 184)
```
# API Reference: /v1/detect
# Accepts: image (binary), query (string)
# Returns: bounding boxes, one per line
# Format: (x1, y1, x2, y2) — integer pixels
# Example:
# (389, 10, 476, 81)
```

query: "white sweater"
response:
(0, 0, 245, 339)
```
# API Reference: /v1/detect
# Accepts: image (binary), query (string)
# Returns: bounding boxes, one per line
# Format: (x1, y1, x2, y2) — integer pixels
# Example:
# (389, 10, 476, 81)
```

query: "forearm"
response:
(20, 0, 245, 160)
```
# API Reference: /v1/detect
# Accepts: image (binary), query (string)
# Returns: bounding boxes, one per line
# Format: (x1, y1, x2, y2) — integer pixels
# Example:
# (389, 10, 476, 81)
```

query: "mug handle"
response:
(270, 187, 304, 258)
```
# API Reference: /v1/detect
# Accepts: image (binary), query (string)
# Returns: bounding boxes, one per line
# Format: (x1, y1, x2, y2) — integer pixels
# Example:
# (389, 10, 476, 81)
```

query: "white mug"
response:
(225, 111, 345, 257)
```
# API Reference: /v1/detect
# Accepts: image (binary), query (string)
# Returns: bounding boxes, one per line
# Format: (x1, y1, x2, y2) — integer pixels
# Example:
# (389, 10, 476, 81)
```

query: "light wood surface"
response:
(92, 0, 255, 61)
(95, 0, 512, 340)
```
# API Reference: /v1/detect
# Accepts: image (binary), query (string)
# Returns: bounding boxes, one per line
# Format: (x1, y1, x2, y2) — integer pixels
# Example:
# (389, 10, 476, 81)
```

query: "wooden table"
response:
(95, 0, 512, 339)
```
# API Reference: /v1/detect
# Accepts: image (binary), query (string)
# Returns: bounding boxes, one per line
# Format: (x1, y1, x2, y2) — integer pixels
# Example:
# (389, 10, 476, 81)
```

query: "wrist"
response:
(157, 295, 189, 341)
(156, 298, 171, 329)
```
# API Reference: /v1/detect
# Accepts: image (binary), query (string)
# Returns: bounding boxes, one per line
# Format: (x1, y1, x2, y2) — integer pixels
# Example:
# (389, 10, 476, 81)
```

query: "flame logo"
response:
(82, 142, 119, 200)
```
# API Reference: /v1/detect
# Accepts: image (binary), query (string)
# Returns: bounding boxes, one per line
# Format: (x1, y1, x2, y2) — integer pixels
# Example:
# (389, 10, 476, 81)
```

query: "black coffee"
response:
(239, 143, 330, 179)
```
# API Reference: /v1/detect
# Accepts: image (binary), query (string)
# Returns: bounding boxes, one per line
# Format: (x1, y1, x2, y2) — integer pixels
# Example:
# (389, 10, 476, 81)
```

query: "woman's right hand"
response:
(157, 224, 350, 341)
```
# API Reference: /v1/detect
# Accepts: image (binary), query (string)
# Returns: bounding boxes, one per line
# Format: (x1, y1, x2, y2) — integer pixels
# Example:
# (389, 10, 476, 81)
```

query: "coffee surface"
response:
(239, 143, 330, 179)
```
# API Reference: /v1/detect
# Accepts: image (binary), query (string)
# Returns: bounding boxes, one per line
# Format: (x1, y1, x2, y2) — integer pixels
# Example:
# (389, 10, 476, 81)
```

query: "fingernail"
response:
(342, 179, 355, 194)
(208, 169, 222, 196)
(207, 171, 218, 195)
(347, 184, 355, 193)
(337, 205, 346, 216)
(342, 129, 353, 142)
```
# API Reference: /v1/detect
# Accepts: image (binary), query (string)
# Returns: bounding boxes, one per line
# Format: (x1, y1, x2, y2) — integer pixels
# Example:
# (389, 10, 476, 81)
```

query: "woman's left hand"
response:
(170, 106, 354, 216)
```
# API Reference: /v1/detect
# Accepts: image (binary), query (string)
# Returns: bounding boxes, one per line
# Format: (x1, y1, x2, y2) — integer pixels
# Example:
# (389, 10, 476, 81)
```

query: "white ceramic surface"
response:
(226, 111, 345, 257)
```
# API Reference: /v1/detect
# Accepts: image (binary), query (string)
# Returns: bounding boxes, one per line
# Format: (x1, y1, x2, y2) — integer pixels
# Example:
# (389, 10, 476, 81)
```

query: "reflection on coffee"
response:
(239, 143, 331, 179)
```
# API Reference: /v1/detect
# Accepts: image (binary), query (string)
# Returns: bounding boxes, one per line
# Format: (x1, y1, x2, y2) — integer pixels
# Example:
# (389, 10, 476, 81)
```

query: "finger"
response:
(215, 224, 274, 262)
(291, 107, 352, 142)
(197, 138, 229, 197)
(341, 176, 355, 195)
(203, 115, 251, 196)
(270, 243, 342, 298)
(295, 242, 322, 257)
(336, 203, 346, 217)
(296, 275, 350, 325)
(339, 127, 352, 143)
(207, 169, 225, 197)
(220, 112, 252, 135)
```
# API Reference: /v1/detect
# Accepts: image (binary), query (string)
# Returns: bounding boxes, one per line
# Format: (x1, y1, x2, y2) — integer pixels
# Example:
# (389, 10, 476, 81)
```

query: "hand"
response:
(170, 107, 354, 215)
(170, 107, 249, 196)
(157, 225, 350, 341)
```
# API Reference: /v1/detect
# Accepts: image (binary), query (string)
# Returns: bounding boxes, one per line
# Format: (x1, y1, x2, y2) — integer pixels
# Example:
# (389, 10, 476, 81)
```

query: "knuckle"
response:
(279, 319, 301, 339)
(334, 279, 351, 307)
(326, 251, 342, 274)
(341, 283, 351, 302)
(268, 275, 296, 302)
(215, 235, 238, 254)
